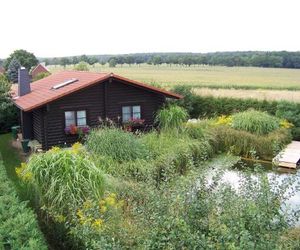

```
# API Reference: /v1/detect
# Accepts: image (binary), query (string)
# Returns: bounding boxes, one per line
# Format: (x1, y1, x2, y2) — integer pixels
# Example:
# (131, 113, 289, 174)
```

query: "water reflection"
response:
(220, 159, 300, 223)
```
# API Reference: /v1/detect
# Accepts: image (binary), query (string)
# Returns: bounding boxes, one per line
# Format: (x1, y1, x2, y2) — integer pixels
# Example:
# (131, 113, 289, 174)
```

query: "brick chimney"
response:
(18, 67, 31, 96)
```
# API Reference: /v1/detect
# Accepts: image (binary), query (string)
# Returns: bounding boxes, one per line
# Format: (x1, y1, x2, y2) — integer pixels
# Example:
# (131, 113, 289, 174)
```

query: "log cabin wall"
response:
(33, 78, 166, 149)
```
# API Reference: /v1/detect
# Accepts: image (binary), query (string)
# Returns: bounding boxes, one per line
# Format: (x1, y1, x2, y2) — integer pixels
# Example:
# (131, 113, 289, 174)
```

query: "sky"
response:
(0, 0, 299, 58)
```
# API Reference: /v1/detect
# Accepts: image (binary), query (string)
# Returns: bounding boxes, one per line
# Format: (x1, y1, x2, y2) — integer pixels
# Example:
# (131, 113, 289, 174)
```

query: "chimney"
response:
(18, 67, 31, 96)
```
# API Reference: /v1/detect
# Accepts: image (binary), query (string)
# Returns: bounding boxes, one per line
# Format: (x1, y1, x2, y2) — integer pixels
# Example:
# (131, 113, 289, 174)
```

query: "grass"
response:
(48, 63, 300, 90)
(0, 133, 22, 183)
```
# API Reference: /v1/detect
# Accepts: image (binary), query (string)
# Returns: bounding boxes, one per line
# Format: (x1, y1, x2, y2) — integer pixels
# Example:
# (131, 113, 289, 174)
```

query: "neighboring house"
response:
(0, 66, 5, 74)
(12, 68, 182, 149)
(30, 63, 50, 79)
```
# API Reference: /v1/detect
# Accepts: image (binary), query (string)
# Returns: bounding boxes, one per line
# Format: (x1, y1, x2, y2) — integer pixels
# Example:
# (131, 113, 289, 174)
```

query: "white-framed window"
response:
(65, 110, 87, 127)
(122, 105, 141, 122)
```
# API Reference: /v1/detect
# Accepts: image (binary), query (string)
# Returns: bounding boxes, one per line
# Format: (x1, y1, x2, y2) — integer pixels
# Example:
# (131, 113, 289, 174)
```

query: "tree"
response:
(152, 56, 162, 65)
(4, 49, 38, 71)
(88, 57, 98, 65)
(72, 56, 79, 65)
(0, 74, 18, 132)
(108, 58, 117, 68)
(74, 61, 89, 71)
(60, 57, 70, 67)
(6, 57, 21, 83)
(79, 55, 89, 63)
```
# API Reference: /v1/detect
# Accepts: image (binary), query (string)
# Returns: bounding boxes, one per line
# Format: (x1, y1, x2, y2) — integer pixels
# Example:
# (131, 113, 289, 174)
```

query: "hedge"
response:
(0, 159, 47, 250)
(171, 85, 300, 140)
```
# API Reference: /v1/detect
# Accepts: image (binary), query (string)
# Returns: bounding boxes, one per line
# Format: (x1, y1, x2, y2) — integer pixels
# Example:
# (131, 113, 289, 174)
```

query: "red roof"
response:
(0, 66, 5, 74)
(12, 71, 182, 111)
(30, 63, 50, 78)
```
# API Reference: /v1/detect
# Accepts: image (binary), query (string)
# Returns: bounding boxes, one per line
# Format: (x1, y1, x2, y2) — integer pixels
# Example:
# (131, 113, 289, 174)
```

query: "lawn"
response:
(0, 133, 22, 185)
(49, 63, 300, 90)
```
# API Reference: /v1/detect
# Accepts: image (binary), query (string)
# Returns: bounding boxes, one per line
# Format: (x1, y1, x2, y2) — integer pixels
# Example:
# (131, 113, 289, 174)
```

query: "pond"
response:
(214, 157, 300, 223)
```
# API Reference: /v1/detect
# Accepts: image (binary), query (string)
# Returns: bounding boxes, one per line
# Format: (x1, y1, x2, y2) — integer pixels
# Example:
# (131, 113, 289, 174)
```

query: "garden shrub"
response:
(155, 105, 188, 131)
(213, 126, 291, 160)
(231, 110, 280, 135)
(0, 74, 18, 133)
(172, 85, 300, 139)
(86, 127, 149, 162)
(17, 143, 106, 214)
(0, 159, 47, 249)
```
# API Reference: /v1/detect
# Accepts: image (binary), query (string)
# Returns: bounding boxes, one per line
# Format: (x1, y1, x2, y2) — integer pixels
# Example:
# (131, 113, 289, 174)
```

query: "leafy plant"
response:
(32, 72, 50, 82)
(86, 127, 149, 162)
(18, 143, 106, 214)
(74, 61, 89, 71)
(231, 110, 280, 135)
(155, 105, 188, 131)
(0, 74, 18, 133)
(0, 159, 47, 249)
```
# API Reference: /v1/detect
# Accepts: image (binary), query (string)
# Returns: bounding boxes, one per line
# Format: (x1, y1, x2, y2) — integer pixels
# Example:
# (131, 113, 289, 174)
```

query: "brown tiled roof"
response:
(12, 71, 182, 111)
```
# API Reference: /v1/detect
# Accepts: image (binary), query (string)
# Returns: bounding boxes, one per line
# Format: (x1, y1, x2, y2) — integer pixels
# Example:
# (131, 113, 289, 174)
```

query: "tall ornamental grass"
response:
(155, 105, 188, 131)
(18, 143, 105, 214)
(213, 126, 291, 160)
(231, 110, 280, 135)
(86, 127, 149, 162)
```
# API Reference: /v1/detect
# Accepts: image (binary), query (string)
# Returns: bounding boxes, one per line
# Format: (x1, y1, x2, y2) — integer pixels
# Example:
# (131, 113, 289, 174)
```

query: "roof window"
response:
(51, 78, 78, 90)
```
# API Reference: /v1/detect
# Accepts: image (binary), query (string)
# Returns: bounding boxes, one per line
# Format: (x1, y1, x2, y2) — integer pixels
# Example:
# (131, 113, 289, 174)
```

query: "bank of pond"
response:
(6, 108, 300, 249)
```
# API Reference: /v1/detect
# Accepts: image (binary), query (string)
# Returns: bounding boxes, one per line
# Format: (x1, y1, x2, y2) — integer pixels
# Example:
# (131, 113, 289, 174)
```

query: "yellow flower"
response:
(92, 218, 104, 229)
(50, 146, 60, 153)
(54, 214, 66, 223)
(83, 199, 93, 209)
(215, 115, 232, 126)
(77, 209, 84, 219)
(99, 199, 106, 206)
(100, 205, 107, 213)
(105, 196, 116, 206)
(15, 163, 32, 181)
(280, 119, 294, 129)
(72, 142, 82, 154)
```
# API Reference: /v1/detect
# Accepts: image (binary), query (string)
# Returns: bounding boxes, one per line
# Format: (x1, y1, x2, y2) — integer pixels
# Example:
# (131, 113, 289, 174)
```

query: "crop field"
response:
(49, 64, 300, 90)
(48, 64, 300, 102)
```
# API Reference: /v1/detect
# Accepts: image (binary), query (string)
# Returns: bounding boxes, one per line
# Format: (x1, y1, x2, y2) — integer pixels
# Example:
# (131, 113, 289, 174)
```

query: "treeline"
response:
(39, 51, 300, 68)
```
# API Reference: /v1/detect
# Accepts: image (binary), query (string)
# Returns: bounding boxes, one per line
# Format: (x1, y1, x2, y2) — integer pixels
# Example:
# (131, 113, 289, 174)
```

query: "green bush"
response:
(171, 86, 278, 118)
(19, 143, 105, 214)
(231, 110, 280, 135)
(0, 160, 47, 249)
(32, 72, 50, 82)
(213, 126, 291, 160)
(172, 85, 300, 140)
(155, 105, 188, 131)
(0, 74, 18, 133)
(86, 127, 149, 162)
(74, 61, 89, 71)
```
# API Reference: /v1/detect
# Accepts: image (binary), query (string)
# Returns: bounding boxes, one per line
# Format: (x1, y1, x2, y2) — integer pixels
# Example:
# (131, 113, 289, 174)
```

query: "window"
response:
(65, 110, 87, 127)
(122, 105, 141, 122)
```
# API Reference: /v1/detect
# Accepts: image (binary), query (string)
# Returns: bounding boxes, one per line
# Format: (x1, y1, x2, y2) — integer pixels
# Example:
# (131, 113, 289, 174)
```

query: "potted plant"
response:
(123, 118, 145, 131)
(64, 125, 90, 135)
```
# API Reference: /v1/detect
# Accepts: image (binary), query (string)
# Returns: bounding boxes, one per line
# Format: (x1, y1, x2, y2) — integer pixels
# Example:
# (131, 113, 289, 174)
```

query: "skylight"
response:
(51, 78, 78, 90)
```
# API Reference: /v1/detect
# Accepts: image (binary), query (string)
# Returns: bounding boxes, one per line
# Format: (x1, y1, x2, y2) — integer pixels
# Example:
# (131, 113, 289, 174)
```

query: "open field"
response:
(194, 87, 300, 102)
(48, 64, 300, 90)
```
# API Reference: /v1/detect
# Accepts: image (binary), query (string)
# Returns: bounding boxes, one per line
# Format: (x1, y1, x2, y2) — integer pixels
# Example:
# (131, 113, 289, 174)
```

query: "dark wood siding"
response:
(44, 83, 105, 148)
(32, 108, 45, 144)
(36, 79, 166, 149)
(106, 79, 165, 125)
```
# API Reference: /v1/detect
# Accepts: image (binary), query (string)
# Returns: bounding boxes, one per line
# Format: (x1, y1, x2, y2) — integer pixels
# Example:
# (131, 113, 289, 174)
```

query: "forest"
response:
(34, 51, 300, 69)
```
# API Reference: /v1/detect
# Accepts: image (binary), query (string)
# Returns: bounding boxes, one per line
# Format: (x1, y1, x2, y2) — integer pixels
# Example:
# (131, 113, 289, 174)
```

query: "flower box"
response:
(64, 125, 90, 135)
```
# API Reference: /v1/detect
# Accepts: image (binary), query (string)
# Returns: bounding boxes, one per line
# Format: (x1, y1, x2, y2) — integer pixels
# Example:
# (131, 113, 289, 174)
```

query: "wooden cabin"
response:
(12, 68, 182, 149)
